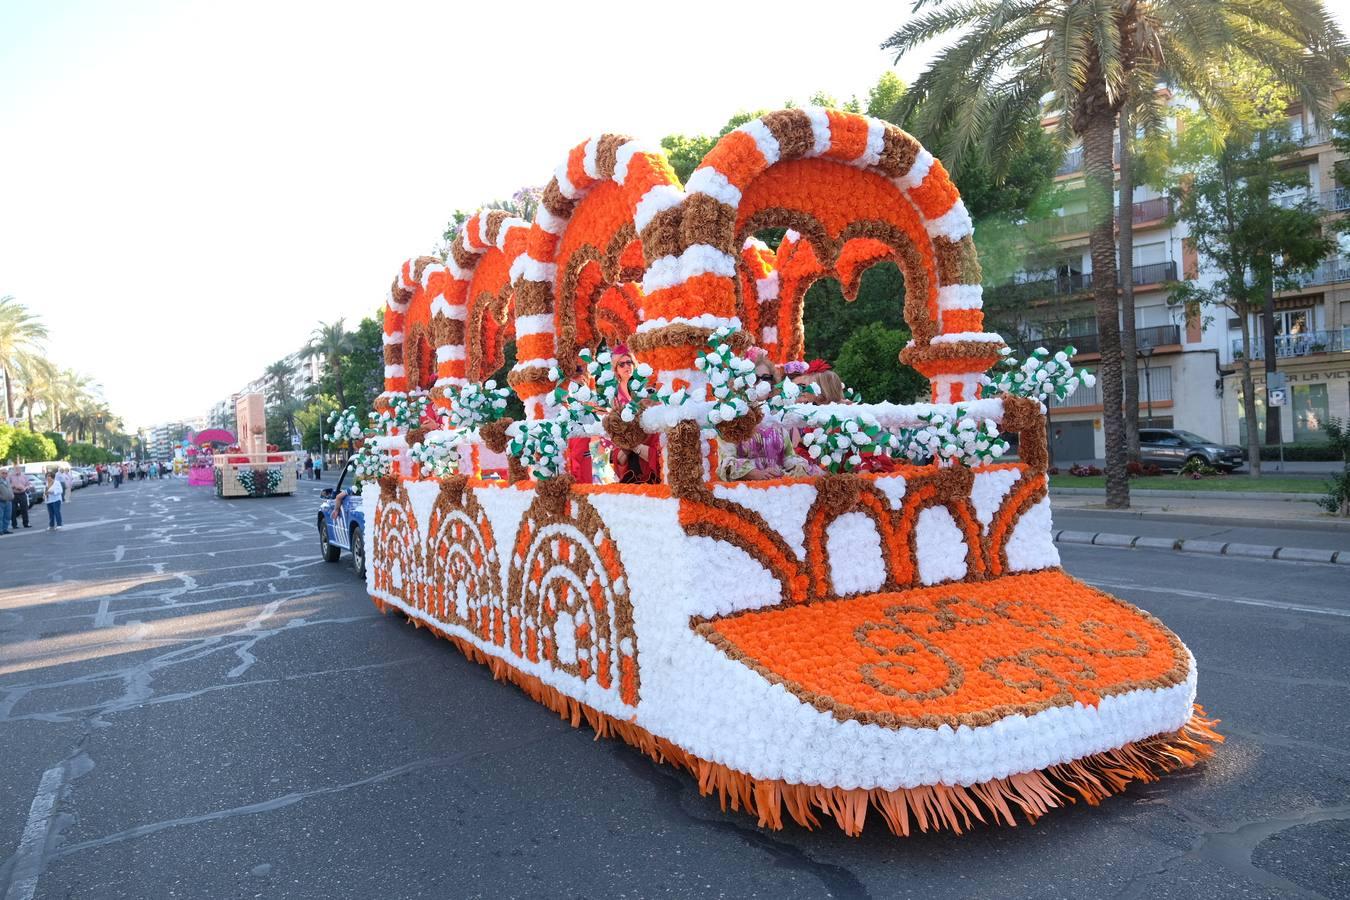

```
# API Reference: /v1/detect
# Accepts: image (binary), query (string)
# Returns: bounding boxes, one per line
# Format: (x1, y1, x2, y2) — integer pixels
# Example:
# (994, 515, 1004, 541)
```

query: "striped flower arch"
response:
(382, 108, 1004, 415)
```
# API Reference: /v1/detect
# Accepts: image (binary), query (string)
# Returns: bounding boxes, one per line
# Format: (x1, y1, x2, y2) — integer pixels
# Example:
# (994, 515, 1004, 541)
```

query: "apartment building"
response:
(987, 102, 1349, 462)
(148, 416, 206, 458)
(204, 352, 322, 440)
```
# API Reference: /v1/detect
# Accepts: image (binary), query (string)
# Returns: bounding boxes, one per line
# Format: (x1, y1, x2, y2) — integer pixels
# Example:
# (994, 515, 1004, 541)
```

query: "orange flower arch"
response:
(382, 108, 1003, 412)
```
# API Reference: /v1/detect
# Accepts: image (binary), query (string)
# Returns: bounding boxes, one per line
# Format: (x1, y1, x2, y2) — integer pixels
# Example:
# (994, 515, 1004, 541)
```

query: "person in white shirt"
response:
(44, 470, 65, 530)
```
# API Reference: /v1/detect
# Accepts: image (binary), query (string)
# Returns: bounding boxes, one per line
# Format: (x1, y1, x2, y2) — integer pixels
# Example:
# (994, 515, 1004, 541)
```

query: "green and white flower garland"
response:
(506, 419, 570, 479)
(799, 411, 900, 473)
(655, 327, 769, 432)
(372, 392, 432, 432)
(325, 407, 367, 444)
(901, 407, 1009, 467)
(444, 380, 512, 430)
(985, 346, 1096, 407)
(408, 428, 467, 478)
(237, 467, 285, 495)
(349, 441, 391, 480)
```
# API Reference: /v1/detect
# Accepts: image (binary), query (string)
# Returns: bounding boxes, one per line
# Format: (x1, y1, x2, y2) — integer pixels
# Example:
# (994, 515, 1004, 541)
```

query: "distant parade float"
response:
(352, 108, 1220, 836)
(209, 393, 298, 497)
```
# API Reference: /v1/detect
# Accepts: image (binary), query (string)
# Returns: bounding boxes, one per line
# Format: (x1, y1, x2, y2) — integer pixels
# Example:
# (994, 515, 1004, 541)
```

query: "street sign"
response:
(1268, 387, 1288, 407)
(1267, 372, 1288, 390)
(290, 434, 302, 447)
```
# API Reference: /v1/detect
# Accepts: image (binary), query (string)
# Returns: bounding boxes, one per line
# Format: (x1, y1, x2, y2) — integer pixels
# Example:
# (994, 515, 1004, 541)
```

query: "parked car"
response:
(1139, 428, 1245, 472)
(317, 460, 366, 578)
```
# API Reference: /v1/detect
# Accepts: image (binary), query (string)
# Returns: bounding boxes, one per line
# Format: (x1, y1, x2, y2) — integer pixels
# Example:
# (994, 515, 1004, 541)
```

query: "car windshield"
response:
(1173, 430, 1216, 445)
(335, 461, 354, 493)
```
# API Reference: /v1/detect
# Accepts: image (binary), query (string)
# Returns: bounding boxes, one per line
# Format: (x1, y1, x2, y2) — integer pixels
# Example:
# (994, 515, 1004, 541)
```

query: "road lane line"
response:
(4, 765, 65, 900)
(1084, 578, 1350, 618)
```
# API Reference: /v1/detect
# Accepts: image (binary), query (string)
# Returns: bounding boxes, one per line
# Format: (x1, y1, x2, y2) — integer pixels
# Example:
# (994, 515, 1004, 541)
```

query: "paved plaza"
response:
(1, 478, 1347, 899)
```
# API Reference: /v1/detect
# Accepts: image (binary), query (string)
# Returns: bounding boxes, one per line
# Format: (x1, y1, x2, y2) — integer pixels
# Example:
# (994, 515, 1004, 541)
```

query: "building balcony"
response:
(1056, 146, 1084, 176)
(1231, 327, 1350, 360)
(991, 260, 1178, 304)
(1018, 323, 1181, 359)
(1289, 255, 1350, 289)
(1271, 187, 1350, 212)
(1021, 199, 1172, 241)
(1055, 141, 1123, 176)
(1130, 197, 1171, 222)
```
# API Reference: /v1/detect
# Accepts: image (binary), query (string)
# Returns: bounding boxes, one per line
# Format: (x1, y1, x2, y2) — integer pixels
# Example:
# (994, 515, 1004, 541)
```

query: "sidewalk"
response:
(1049, 489, 1350, 562)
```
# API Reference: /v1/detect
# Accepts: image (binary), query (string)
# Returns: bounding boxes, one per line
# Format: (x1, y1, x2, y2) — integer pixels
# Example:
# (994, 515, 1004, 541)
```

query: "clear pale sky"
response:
(2, 2, 1345, 430)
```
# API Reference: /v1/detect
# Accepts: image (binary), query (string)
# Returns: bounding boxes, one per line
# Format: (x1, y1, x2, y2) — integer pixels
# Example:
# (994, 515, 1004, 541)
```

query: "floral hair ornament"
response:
(782, 360, 809, 376)
(806, 358, 832, 375)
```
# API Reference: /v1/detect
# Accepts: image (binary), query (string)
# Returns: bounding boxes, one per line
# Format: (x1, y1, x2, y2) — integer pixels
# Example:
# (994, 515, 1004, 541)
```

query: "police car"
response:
(318, 460, 366, 578)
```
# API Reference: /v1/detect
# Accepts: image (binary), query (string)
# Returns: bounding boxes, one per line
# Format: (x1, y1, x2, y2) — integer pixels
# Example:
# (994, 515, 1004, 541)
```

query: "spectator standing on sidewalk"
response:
(112, 463, 123, 488)
(44, 470, 64, 530)
(58, 467, 75, 505)
(8, 467, 31, 529)
(313, 455, 323, 480)
(0, 469, 13, 535)
(304, 456, 313, 480)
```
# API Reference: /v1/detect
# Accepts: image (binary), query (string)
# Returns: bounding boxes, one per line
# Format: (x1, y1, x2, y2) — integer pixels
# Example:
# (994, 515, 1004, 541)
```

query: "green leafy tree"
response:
(885, 0, 1347, 509)
(835, 322, 928, 403)
(68, 442, 114, 465)
(43, 430, 69, 459)
(7, 427, 57, 463)
(865, 72, 906, 120)
(1164, 98, 1334, 475)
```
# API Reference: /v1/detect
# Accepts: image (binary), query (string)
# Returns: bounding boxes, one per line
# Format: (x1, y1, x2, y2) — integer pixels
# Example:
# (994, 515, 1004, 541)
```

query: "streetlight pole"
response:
(1139, 340, 1155, 426)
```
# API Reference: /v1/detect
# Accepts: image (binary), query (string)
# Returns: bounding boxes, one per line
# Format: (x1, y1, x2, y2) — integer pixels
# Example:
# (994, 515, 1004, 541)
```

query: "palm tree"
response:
(0, 296, 48, 422)
(45, 369, 93, 434)
(884, 0, 1346, 508)
(264, 358, 299, 442)
(12, 353, 55, 432)
(303, 319, 355, 410)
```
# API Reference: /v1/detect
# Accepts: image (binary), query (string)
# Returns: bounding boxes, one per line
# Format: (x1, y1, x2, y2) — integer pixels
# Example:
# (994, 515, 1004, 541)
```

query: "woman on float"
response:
(609, 345, 661, 484)
(716, 351, 821, 482)
(791, 359, 846, 404)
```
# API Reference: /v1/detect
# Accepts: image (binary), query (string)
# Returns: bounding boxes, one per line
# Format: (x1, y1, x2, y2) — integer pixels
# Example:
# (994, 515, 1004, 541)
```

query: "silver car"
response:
(1139, 428, 1245, 472)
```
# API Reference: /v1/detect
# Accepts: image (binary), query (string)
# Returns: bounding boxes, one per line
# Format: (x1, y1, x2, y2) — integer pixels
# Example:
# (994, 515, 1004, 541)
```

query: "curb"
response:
(1051, 487, 1319, 501)
(1052, 530, 1350, 564)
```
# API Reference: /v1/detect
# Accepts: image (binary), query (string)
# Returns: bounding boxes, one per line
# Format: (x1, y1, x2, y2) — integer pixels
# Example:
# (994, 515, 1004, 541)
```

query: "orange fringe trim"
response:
(374, 597, 1223, 837)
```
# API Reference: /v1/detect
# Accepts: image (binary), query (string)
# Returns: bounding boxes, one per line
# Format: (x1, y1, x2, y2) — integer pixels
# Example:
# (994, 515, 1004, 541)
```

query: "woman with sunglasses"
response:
(609, 345, 662, 484)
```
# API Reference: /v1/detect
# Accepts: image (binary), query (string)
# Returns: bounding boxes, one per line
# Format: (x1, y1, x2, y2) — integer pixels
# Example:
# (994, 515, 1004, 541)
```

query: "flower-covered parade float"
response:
(214, 393, 298, 498)
(355, 109, 1220, 836)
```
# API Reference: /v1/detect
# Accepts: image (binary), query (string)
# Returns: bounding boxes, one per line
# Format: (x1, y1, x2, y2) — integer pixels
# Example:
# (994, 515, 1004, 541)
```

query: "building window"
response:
(1293, 383, 1330, 441)
(1257, 308, 1313, 338)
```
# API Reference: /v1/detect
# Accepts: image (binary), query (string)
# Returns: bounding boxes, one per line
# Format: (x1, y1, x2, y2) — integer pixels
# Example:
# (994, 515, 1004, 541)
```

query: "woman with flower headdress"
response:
(716, 351, 821, 482)
(609, 344, 661, 484)
(792, 358, 846, 404)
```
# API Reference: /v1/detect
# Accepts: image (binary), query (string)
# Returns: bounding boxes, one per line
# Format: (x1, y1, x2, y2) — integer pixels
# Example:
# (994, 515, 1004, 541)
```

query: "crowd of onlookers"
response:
(0, 459, 177, 534)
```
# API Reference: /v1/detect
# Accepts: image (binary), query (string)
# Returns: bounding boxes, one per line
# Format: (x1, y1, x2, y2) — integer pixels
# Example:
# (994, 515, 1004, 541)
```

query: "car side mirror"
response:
(321, 488, 334, 499)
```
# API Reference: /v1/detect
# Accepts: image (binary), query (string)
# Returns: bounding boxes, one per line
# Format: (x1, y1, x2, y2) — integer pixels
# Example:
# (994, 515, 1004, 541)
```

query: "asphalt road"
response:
(1, 477, 1347, 900)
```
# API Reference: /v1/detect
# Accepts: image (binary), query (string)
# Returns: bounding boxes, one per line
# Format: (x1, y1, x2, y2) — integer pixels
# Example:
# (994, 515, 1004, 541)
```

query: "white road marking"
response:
(1084, 578, 1350, 618)
(5, 764, 65, 900)
(93, 599, 113, 627)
